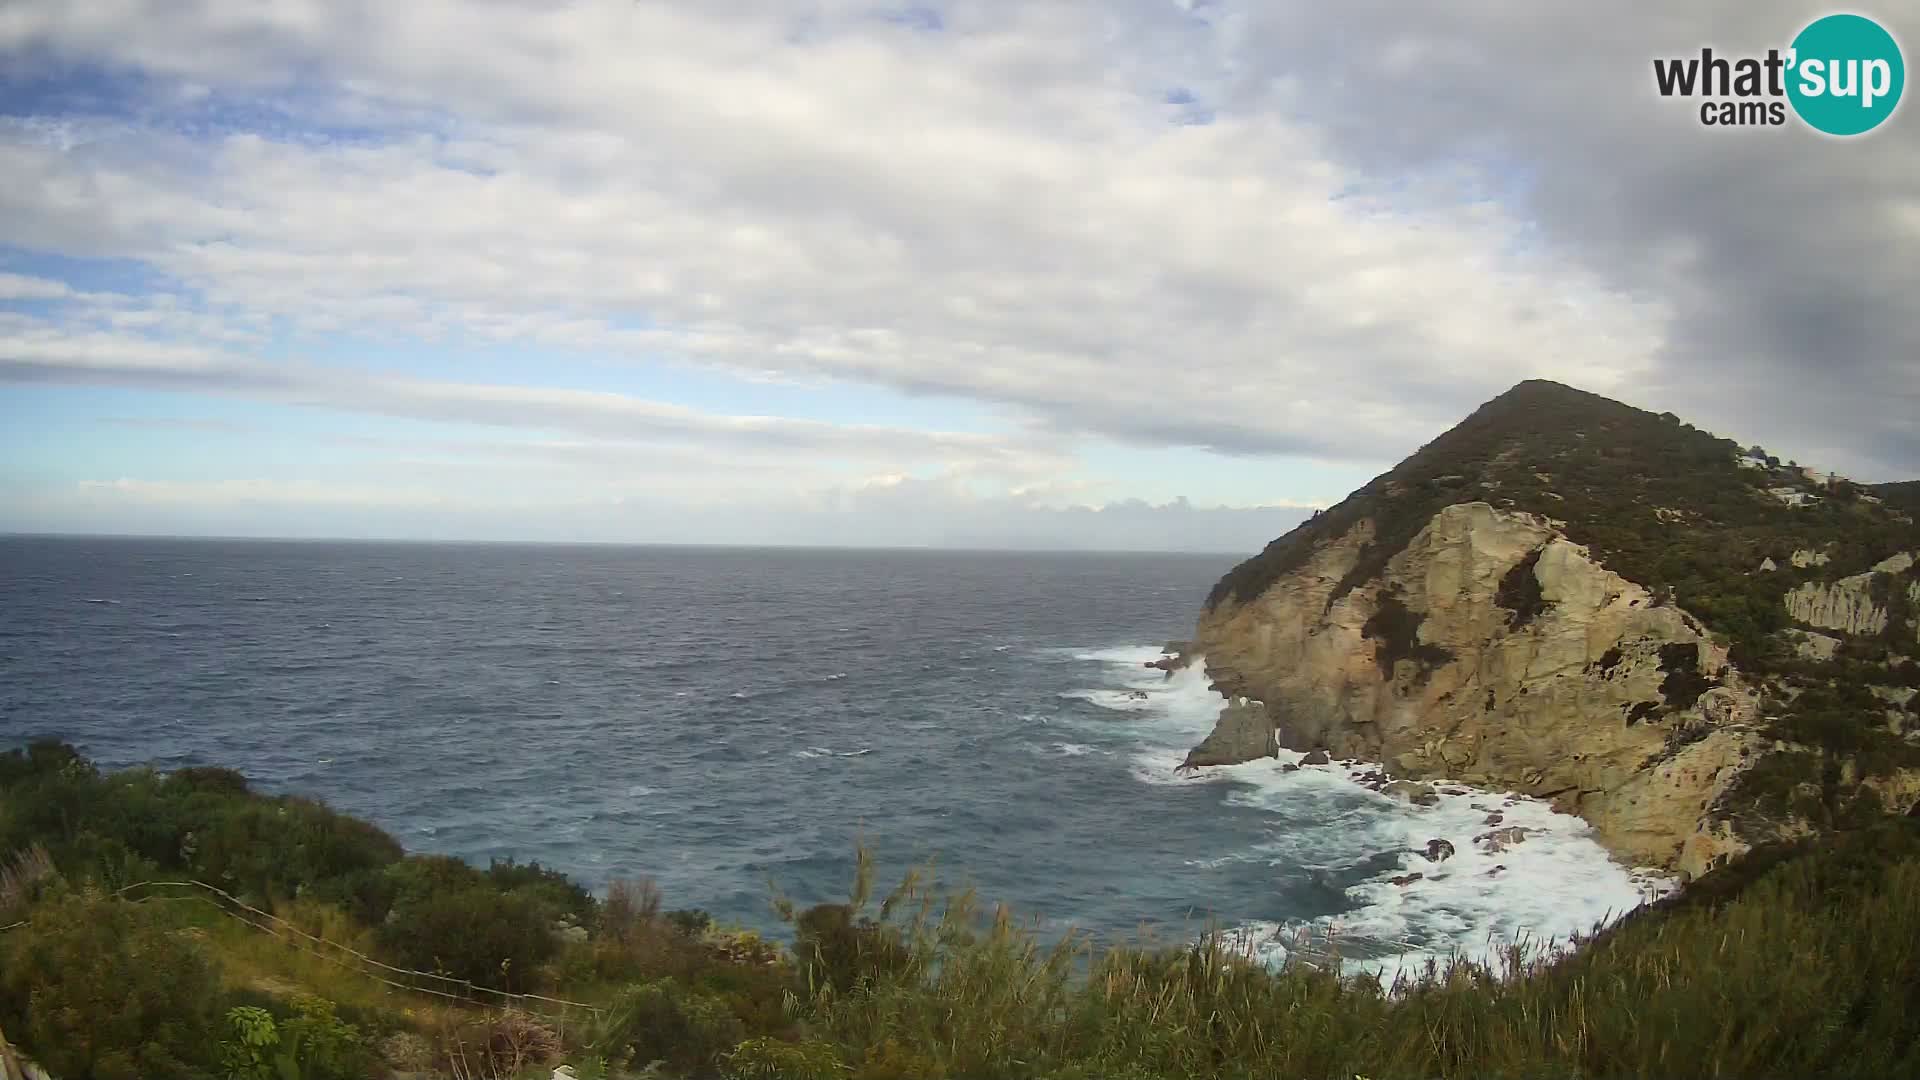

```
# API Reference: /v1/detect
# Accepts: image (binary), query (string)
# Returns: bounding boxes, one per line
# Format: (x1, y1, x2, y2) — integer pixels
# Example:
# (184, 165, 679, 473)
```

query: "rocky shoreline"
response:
(1156, 635, 1679, 897)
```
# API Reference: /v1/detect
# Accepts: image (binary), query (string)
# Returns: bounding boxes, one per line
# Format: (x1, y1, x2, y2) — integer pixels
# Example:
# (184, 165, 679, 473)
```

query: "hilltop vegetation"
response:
(1209, 381, 1912, 644)
(1872, 480, 1920, 513)
(6, 743, 1920, 1079)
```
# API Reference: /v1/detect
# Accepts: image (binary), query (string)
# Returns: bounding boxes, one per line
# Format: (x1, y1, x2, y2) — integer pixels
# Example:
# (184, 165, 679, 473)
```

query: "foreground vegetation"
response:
(5, 741, 1920, 1079)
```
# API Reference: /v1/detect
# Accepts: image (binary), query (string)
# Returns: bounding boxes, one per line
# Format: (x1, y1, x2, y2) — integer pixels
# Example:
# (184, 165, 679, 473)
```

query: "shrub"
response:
(216, 1001, 371, 1080)
(597, 979, 746, 1077)
(0, 843, 58, 920)
(668, 906, 715, 937)
(378, 877, 557, 992)
(588, 878, 708, 984)
(432, 1009, 562, 1078)
(792, 902, 911, 993)
(0, 890, 222, 1080)
(600, 876, 663, 941)
(487, 856, 596, 924)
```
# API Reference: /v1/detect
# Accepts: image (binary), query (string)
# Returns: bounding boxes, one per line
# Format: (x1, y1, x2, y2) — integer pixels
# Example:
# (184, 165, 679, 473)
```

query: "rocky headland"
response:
(1175, 381, 1920, 880)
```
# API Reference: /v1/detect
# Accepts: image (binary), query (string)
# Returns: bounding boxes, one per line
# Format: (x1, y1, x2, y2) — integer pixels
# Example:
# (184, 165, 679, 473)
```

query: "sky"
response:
(0, 1, 1915, 551)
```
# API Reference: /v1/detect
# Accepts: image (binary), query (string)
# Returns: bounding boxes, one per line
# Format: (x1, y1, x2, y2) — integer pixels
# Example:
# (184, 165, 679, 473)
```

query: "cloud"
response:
(31, 469, 1311, 552)
(0, 0, 1677, 468)
(1219, 0, 1920, 477)
(0, 272, 74, 300)
(1, 0, 1914, 557)
(0, 320, 1060, 467)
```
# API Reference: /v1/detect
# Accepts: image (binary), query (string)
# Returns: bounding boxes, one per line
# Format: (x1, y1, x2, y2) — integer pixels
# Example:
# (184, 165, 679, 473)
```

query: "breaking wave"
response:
(1063, 644, 1673, 977)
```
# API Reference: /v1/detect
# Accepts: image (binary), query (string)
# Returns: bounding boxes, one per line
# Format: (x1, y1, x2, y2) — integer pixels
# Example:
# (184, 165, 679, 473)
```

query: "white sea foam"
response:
(795, 746, 872, 760)
(1070, 644, 1676, 979)
(1068, 644, 1172, 666)
(1046, 742, 1104, 757)
(1219, 752, 1675, 977)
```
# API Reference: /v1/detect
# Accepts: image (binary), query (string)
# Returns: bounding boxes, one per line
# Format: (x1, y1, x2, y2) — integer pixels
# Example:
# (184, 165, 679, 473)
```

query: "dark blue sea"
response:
(0, 536, 1656, 971)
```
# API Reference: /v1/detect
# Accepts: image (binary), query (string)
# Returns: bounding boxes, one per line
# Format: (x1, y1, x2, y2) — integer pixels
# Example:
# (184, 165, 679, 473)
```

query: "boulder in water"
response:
(1421, 838, 1456, 862)
(1476, 826, 1531, 852)
(1177, 699, 1276, 770)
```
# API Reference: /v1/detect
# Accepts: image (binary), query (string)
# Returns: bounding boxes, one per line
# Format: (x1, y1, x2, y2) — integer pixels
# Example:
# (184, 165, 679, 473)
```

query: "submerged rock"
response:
(1146, 643, 1195, 673)
(1477, 826, 1531, 852)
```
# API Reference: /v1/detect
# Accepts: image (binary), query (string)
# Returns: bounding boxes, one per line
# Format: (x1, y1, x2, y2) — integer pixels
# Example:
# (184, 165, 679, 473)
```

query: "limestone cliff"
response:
(1184, 381, 1920, 880)
(1196, 502, 1759, 877)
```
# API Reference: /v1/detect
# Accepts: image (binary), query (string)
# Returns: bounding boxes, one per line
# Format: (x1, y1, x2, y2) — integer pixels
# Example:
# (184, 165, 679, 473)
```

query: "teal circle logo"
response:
(1787, 13, 1905, 135)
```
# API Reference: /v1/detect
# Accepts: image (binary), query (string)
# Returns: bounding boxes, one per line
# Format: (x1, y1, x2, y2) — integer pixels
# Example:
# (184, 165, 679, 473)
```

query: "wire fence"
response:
(106, 880, 603, 1021)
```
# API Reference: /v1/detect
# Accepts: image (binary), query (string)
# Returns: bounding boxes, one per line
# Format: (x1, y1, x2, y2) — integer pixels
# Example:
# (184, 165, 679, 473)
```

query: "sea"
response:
(0, 536, 1664, 975)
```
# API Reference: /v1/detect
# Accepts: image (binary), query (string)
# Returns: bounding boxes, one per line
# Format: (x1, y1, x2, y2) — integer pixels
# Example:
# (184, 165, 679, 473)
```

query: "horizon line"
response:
(0, 530, 1259, 559)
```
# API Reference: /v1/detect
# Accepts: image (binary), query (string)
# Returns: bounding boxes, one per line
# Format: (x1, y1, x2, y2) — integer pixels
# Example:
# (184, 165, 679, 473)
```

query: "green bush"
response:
(597, 979, 746, 1077)
(0, 889, 222, 1080)
(377, 876, 557, 993)
(0, 742, 404, 911)
(486, 856, 596, 924)
(793, 902, 911, 993)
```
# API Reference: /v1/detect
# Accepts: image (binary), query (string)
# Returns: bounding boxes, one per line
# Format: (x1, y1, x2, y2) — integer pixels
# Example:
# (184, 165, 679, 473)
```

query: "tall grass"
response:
(772, 822, 1920, 1079)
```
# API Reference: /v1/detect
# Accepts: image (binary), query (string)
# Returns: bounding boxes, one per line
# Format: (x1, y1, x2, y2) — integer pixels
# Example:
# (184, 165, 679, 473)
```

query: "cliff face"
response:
(1196, 503, 1758, 878)
(1783, 554, 1916, 637)
(1183, 381, 1920, 880)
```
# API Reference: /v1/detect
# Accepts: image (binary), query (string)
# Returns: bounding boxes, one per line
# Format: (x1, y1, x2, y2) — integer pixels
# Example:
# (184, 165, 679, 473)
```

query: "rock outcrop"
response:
(1786, 571, 1891, 636)
(1176, 698, 1274, 770)
(1191, 501, 1760, 879)
(1181, 382, 1920, 883)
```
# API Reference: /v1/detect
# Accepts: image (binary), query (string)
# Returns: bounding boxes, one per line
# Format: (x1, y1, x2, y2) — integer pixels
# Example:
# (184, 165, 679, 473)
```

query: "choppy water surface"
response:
(0, 537, 1662, 973)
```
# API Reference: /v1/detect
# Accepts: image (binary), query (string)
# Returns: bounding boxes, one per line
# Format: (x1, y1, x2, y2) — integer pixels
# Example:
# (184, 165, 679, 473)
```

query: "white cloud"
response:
(31, 466, 1311, 551)
(1, 0, 1914, 551)
(0, 319, 1062, 467)
(0, 272, 74, 301)
(0, 0, 1672, 466)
